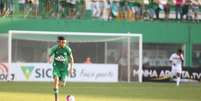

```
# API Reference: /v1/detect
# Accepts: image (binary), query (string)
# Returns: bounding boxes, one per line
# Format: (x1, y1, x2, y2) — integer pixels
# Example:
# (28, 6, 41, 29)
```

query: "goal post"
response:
(8, 30, 143, 82)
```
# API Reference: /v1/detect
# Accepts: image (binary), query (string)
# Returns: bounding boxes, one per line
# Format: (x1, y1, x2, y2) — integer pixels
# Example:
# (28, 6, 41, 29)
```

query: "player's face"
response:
(177, 52, 182, 56)
(58, 40, 66, 48)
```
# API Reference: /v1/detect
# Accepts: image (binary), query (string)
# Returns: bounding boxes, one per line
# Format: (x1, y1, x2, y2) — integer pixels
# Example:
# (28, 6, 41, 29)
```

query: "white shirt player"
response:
(169, 53, 184, 74)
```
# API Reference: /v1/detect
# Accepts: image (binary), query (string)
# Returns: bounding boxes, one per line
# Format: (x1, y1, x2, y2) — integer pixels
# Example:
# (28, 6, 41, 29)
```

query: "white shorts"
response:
(171, 66, 182, 76)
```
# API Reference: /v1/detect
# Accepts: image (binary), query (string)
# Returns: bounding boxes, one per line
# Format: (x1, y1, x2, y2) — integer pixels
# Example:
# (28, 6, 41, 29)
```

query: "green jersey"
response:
(49, 45, 72, 66)
(49, 45, 72, 81)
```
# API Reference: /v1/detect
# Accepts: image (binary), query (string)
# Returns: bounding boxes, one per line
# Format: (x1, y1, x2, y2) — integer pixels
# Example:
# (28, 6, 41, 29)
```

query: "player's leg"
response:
(59, 74, 67, 87)
(53, 68, 61, 101)
(53, 76, 60, 101)
(176, 72, 181, 86)
(171, 66, 179, 85)
(58, 64, 68, 87)
(176, 67, 182, 86)
(59, 68, 68, 87)
(171, 66, 176, 78)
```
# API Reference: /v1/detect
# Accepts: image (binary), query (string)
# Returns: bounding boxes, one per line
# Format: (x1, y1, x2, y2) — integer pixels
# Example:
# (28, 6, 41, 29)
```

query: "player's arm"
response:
(180, 54, 184, 66)
(179, 54, 184, 62)
(48, 45, 57, 63)
(169, 55, 173, 64)
(69, 53, 74, 76)
(67, 47, 74, 75)
(169, 54, 175, 66)
(48, 55, 53, 64)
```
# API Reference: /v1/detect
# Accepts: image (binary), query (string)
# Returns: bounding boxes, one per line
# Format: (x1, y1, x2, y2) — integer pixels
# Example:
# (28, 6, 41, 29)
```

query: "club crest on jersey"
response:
(55, 55, 65, 62)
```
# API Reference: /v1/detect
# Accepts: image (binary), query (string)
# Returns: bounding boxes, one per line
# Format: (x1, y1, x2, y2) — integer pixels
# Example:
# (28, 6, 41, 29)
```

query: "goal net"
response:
(8, 30, 143, 82)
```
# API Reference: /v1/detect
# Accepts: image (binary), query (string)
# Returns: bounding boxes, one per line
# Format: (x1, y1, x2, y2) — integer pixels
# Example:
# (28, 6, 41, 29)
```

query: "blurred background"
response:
(0, 0, 201, 83)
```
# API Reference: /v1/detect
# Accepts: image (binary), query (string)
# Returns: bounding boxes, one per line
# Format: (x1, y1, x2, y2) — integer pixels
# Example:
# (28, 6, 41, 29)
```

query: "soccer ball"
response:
(66, 95, 75, 101)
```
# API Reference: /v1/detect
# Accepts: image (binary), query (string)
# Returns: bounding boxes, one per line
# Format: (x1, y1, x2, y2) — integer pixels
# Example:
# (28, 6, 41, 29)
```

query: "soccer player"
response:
(48, 36, 74, 101)
(169, 49, 184, 86)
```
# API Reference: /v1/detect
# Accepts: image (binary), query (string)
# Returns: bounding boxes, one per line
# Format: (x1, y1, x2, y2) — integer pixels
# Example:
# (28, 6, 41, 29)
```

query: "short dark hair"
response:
(57, 36, 65, 41)
(177, 49, 183, 53)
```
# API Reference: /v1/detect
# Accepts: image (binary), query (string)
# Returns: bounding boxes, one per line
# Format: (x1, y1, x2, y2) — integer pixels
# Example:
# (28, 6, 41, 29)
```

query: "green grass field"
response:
(0, 82, 201, 101)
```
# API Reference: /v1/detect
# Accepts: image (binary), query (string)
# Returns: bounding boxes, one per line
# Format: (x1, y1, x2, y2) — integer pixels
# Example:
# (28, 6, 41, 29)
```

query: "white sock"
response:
(176, 77, 180, 86)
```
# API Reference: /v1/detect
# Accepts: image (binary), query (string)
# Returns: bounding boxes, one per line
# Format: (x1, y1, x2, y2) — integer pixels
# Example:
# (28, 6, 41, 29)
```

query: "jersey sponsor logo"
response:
(55, 55, 65, 62)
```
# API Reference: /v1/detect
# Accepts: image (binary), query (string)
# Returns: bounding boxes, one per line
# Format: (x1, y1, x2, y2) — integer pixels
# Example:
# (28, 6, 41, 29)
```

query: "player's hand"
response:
(179, 55, 182, 60)
(69, 67, 76, 78)
(48, 59, 51, 63)
(69, 67, 73, 76)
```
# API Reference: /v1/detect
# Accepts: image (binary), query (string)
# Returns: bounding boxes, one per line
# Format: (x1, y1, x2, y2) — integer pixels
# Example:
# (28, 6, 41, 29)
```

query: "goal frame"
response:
(8, 30, 143, 83)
